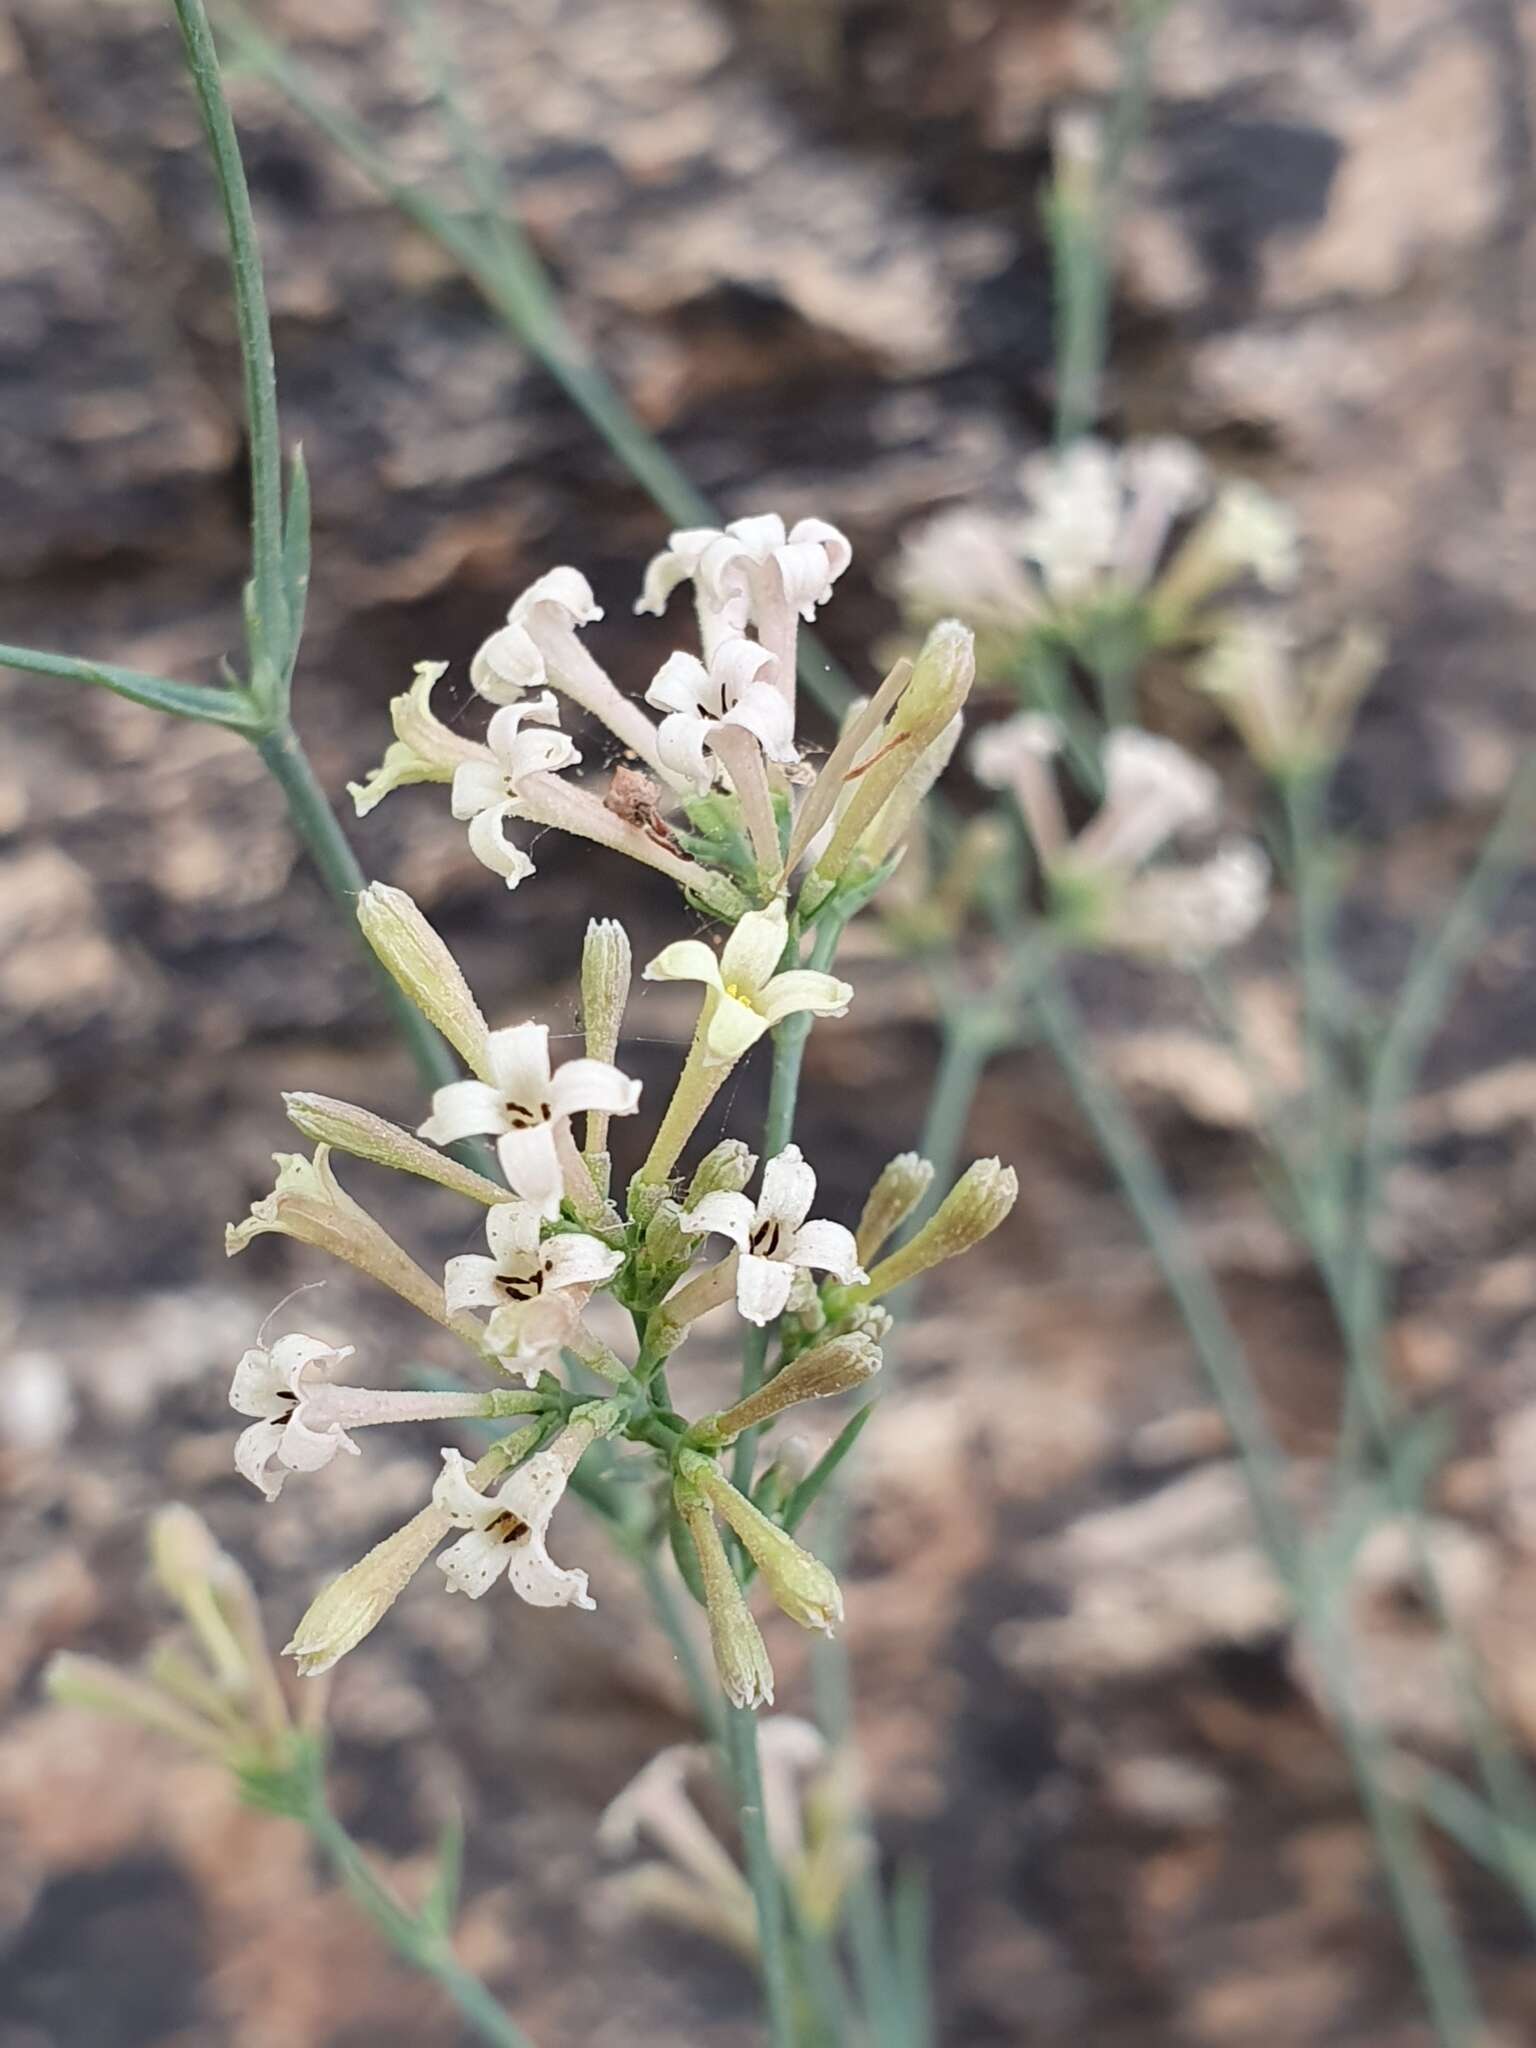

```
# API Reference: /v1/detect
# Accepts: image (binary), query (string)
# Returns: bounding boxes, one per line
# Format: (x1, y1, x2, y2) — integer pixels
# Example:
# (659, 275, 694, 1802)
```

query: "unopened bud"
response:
(856, 1153, 935, 1264)
(679, 1451, 844, 1635)
(686, 1139, 759, 1207)
(700, 1334, 882, 1443)
(44, 1652, 228, 1756)
(149, 1505, 250, 1694)
(856, 1157, 1018, 1298)
(812, 621, 975, 888)
(356, 883, 490, 1080)
(674, 1484, 776, 1711)
(582, 918, 633, 1068)
(858, 711, 963, 870)
(644, 1197, 693, 1272)
(283, 1093, 505, 1206)
(285, 1434, 535, 1677)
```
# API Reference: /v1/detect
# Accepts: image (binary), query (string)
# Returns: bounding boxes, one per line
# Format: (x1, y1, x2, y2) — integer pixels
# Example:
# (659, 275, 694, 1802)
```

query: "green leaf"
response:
(280, 443, 312, 681)
(0, 642, 264, 732)
(783, 1403, 875, 1536)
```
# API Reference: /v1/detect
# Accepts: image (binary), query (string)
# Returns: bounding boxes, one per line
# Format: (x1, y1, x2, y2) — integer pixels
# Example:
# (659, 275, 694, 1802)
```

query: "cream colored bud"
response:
(674, 1486, 776, 1711)
(349, 661, 489, 817)
(644, 1197, 693, 1271)
(356, 883, 491, 1080)
(700, 1334, 881, 1442)
(855, 1152, 935, 1264)
(285, 1431, 536, 1676)
(686, 1140, 759, 1207)
(812, 621, 975, 889)
(283, 1094, 506, 1206)
(679, 1452, 843, 1635)
(856, 1157, 1018, 1298)
(858, 711, 963, 870)
(582, 918, 633, 1069)
(149, 1505, 250, 1694)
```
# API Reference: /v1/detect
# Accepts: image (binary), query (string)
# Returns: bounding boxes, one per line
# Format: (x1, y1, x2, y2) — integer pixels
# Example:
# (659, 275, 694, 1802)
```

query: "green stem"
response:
(1028, 959, 1481, 2045)
(722, 1704, 797, 2048)
(171, 0, 289, 697)
(255, 722, 466, 1099)
(305, 1801, 537, 2048)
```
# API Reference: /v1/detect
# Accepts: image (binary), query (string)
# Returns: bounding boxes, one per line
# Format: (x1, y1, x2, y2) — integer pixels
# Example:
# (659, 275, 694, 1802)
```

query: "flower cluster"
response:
(893, 436, 1299, 676)
(350, 513, 920, 918)
(224, 881, 1014, 1701)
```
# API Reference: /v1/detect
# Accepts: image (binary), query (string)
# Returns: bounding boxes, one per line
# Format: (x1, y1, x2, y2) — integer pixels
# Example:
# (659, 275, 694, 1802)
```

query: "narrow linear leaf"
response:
(280, 442, 312, 682)
(0, 642, 262, 731)
(784, 1402, 876, 1536)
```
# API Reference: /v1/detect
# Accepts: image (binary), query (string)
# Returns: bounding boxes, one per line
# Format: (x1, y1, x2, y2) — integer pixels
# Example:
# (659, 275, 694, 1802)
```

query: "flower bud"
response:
(686, 1139, 759, 1207)
(149, 1505, 250, 1693)
(699, 1334, 881, 1443)
(855, 1157, 1018, 1298)
(356, 883, 491, 1080)
(45, 1652, 228, 1756)
(679, 1451, 843, 1636)
(582, 918, 633, 1069)
(674, 1484, 776, 1712)
(811, 621, 975, 889)
(644, 1197, 693, 1272)
(285, 1432, 536, 1676)
(855, 1152, 935, 1264)
(283, 1093, 505, 1206)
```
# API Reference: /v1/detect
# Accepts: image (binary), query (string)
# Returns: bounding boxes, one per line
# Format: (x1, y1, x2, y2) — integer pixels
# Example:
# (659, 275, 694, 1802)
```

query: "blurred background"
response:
(4, 0, 1536, 2042)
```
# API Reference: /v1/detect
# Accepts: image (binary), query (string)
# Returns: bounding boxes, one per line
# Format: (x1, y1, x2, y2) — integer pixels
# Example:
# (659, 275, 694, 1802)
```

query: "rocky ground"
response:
(4, 0, 1536, 2042)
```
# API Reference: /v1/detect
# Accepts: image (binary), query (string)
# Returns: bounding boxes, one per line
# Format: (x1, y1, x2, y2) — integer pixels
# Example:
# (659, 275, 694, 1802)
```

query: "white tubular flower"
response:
(445, 1201, 622, 1383)
(432, 1435, 594, 1608)
(891, 505, 1042, 636)
(450, 694, 582, 888)
(229, 1334, 504, 1501)
(637, 513, 851, 702)
(230, 1334, 357, 1501)
(646, 638, 799, 794)
(970, 712, 1070, 864)
(419, 1022, 641, 1219)
(643, 898, 852, 1069)
(1068, 729, 1221, 876)
(680, 1144, 865, 1325)
(470, 569, 667, 774)
(1016, 440, 1123, 600)
(1109, 841, 1271, 965)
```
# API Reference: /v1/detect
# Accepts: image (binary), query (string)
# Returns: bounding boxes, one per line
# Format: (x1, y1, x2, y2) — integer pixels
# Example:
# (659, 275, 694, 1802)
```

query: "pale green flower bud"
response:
(286, 1432, 536, 1676)
(582, 918, 633, 1071)
(856, 1158, 1018, 1299)
(644, 1197, 693, 1272)
(356, 883, 491, 1080)
(812, 621, 975, 889)
(855, 1152, 935, 1264)
(679, 1451, 843, 1635)
(283, 1093, 505, 1206)
(149, 1505, 250, 1694)
(699, 1333, 881, 1443)
(674, 1484, 776, 1711)
(686, 1139, 759, 1207)
(44, 1652, 229, 1757)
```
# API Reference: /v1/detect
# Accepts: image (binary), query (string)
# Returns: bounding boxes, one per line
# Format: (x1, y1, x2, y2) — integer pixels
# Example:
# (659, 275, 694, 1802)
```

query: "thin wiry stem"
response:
(220, 1, 857, 718)
(172, 0, 291, 704)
